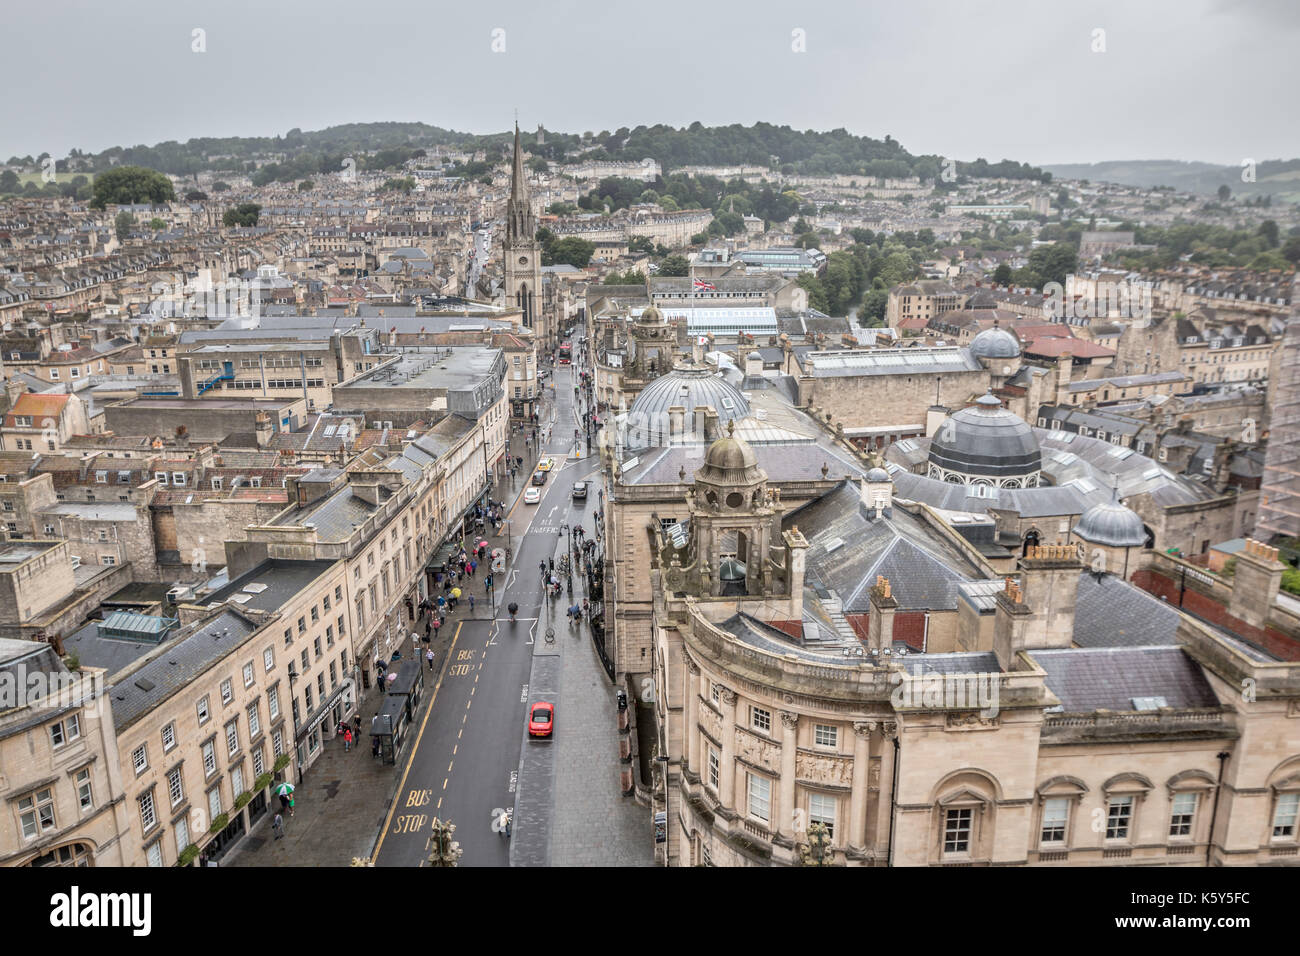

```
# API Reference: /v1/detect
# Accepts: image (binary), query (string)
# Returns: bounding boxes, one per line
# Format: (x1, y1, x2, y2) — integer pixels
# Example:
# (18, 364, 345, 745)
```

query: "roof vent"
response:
(134, 678, 155, 692)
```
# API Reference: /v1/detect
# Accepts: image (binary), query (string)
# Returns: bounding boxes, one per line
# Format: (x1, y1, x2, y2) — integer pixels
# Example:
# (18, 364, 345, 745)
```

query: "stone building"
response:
(0, 638, 131, 867)
(639, 428, 1300, 867)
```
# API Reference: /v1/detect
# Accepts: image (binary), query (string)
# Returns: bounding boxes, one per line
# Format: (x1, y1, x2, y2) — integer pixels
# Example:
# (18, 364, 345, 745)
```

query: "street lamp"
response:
(799, 821, 833, 866)
(425, 817, 463, 867)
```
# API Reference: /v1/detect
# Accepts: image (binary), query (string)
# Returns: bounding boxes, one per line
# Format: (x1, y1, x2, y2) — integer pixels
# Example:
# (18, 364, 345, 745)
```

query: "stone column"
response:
(874, 721, 898, 854)
(849, 720, 876, 850)
(778, 710, 799, 840)
(684, 657, 701, 776)
(717, 687, 737, 811)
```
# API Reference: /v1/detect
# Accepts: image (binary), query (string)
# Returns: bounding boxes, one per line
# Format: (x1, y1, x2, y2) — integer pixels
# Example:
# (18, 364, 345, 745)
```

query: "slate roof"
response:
(1029, 646, 1220, 712)
(784, 480, 985, 612)
(104, 610, 258, 729)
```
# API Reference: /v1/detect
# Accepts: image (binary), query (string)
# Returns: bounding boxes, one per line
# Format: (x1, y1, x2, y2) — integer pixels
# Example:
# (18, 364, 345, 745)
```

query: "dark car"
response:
(531, 470, 547, 486)
(571, 481, 587, 500)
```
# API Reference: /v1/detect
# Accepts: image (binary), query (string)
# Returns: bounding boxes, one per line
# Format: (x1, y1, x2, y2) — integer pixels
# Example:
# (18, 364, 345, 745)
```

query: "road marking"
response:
(448, 761, 454, 773)
(372, 621, 461, 863)
(443, 778, 448, 790)
(452, 744, 457, 756)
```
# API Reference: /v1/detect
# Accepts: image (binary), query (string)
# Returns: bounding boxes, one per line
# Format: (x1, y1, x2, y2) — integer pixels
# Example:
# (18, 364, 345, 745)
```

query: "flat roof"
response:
(115, 397, 298, 410)
(203, 558, 338, 614)
(336, 346, 501, 391)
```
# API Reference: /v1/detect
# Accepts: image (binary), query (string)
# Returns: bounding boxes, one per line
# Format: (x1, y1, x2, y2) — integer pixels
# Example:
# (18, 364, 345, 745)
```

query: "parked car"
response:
(528, 701, 553, 737)
(523, 487, 541, 504)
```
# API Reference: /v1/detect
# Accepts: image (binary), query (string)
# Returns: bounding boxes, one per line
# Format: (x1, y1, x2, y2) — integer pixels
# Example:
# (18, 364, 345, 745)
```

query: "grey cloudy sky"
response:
(6, 0, 1298, 165)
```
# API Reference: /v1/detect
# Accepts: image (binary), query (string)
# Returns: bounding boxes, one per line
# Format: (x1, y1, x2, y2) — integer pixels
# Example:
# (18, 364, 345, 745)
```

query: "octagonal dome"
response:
(927, 392, 1041, 482)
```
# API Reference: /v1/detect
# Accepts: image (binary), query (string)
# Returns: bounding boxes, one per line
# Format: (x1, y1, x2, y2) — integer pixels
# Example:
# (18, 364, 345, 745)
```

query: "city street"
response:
(372, 350, 650, 867)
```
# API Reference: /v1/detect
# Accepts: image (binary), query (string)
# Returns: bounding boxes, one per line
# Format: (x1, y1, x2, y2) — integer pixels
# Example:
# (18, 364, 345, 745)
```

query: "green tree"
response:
(1217, 184, 1231, 202)
(992, 263, 1013, 286)
(184, 189, 208, 201)
(0, 169, 19, 193)
(89, 165, 175, 208)
(1281, 236, 1300, 265)
(298, 179, 315, 192)
(114, 211, 135, 241)
(797, 273, 829, 313)
(690, 232, 709, 245)
(860, 288, 889, 326)
(212, 181, 230, 192)
(659, 195, 678, 212)
(543, 237, 595, 268)
(603, 269, 646, 285)
(793, 218, 810, 234)
(222, 203, 261, 227)
(657, 255, 689, 277)
(380, 176, 416, 193)
(148, 217, 166, 230)
(1258, 220, 1280, 248)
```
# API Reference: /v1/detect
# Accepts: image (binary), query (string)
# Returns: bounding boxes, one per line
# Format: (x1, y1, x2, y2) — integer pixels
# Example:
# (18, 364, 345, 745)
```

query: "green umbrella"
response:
(273, 782, 295, 797)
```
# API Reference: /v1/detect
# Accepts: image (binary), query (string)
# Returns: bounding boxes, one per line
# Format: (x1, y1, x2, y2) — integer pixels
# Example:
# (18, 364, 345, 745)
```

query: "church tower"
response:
(503, 122, 545, 343)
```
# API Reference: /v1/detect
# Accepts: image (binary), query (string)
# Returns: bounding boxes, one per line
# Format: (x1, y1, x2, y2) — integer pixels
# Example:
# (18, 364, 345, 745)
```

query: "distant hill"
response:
(10, 121, 1051, 186)
(1043, 159, 1300, 202)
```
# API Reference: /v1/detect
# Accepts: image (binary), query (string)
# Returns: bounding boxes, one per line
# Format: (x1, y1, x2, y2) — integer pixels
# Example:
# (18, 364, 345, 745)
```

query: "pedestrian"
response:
(469, 594, 475, 612)
(272, 812, 284, 840)
(289, 796, 294, 817)
(343, 727, 353, 752)
(353, 713, 362, 737)
(279, 793, 291, 814)
(426, 648, 435, 671)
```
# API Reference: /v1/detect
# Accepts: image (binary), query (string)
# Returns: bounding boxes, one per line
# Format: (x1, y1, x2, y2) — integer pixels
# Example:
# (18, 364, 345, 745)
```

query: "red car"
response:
(528, 701, 554, 738)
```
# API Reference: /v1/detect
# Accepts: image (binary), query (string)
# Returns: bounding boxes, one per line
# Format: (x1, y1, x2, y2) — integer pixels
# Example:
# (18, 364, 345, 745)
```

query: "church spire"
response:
(506, 120, 535, 244)
(510, 121, 527, 204)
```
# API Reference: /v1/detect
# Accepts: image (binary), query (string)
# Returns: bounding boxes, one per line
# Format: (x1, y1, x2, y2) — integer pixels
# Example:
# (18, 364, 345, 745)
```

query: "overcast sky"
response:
(6, 0, 1298, 166)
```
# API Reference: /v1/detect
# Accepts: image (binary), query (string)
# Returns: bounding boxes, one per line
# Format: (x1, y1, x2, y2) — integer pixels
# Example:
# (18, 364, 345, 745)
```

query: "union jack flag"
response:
(692, 278, 716, 292)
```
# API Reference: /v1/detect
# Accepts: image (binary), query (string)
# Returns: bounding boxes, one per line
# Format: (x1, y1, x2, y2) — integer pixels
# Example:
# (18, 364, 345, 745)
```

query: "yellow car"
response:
(536, 457, 556, 472)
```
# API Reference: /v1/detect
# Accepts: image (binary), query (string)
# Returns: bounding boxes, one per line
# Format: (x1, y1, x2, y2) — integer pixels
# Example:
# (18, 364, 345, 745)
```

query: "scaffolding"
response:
(1258, 277, 1300, 541)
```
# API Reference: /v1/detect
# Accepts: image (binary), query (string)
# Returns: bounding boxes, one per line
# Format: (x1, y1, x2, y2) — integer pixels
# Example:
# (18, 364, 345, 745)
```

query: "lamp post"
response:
(799, 821, 833, 866)
(425, 817, 463, 867)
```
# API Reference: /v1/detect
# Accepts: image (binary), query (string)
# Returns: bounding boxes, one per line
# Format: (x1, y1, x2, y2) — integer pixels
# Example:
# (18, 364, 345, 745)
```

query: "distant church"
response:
(502, 122, 545, 345)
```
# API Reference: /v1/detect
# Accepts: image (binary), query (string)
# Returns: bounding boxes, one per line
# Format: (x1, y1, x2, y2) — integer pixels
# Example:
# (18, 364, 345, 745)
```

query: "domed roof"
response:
(1073, 501, 1147, 547)
(928, 392, 1041, 480)
(866, 467, 891, 482)
(634, 304, 664, 325)
(969, 323, 1020, 359)
(697, 422, 765, 485)
(626, 363, 750, 449)
(747, 350, 762, 361)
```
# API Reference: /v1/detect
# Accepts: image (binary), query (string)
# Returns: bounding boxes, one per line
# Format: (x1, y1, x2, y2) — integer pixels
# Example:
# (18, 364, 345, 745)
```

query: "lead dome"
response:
(926, 392, 1042, 488)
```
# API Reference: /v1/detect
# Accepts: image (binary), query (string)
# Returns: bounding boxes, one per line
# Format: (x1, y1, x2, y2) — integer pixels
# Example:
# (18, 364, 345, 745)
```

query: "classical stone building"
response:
(641, 430, 1300, 866)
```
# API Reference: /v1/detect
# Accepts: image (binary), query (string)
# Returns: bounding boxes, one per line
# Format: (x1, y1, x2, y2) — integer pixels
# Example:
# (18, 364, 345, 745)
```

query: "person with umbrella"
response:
(508, 601, 518, 623)
(274, 782, 295, 817)
(450, 586, 461, 610)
